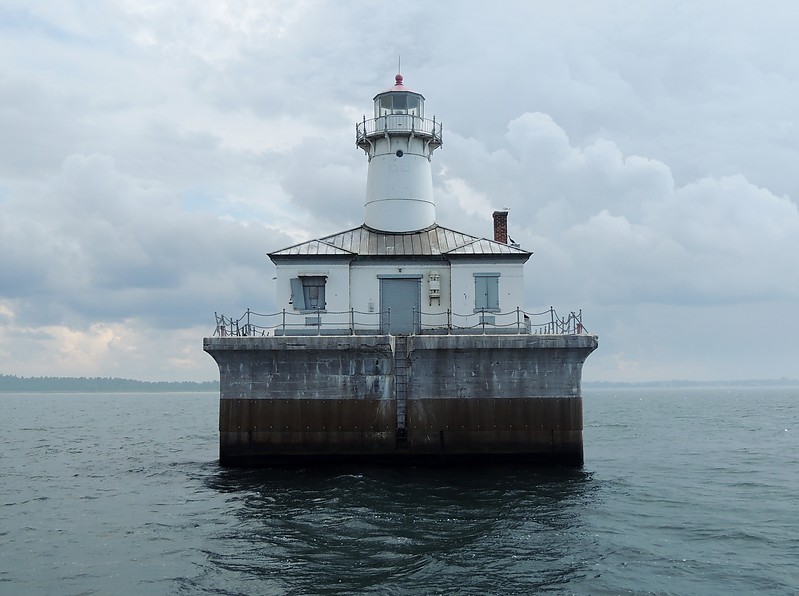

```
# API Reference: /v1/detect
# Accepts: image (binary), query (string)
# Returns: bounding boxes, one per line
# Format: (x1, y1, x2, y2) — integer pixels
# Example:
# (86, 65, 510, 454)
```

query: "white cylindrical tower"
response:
(356, 74, 442, 232)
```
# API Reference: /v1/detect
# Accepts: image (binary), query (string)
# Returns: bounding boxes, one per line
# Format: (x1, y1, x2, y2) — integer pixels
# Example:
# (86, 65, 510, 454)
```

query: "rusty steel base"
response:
(218, 448, 584, 467)
(218, 396, 584, 466)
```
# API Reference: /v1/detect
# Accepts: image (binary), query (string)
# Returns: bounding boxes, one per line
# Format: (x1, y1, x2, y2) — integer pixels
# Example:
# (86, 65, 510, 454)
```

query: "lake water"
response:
(1, 386, 797, 594)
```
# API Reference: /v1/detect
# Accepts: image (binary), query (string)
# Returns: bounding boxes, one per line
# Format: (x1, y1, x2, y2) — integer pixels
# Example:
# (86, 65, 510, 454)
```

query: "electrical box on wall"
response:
(428, 270, 441, 305)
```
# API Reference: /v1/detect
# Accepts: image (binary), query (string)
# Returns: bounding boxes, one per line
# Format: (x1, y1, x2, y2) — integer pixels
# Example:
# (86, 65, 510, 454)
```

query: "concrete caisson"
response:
(204, 334, 597, 465)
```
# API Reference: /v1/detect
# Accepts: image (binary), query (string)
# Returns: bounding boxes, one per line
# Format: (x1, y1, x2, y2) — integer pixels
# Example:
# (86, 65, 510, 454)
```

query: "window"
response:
(406, 95, 422, 118)
(392, 93, 407, 114)
(374, 93, 423, 117)
(290, 276, 326, 311)
(474, 273, 499, 312)
(377, 96, 393, 117)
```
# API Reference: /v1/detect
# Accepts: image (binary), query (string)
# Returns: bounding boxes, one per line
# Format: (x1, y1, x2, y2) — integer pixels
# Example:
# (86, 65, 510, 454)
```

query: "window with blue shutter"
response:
(290, 278, 305, 309)
(474, 273, 500, 312)
(290, 276, 326, 311)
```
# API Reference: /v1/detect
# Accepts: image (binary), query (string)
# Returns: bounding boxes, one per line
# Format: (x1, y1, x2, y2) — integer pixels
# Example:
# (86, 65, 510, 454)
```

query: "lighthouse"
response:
(357, 74, 442, 232)
(204, 73, 598, 466)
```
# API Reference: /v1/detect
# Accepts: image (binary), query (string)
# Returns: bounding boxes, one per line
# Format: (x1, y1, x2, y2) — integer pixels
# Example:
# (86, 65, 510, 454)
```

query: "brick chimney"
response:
(492, 210, 508, 244)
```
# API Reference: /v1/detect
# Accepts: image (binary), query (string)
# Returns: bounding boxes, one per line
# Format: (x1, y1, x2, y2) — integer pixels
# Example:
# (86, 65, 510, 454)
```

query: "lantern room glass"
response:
(374, 93, 424, 118)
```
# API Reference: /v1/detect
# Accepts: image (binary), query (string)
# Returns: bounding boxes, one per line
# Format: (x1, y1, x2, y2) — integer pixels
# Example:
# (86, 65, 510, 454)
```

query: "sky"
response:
(1, 0, 798, 383)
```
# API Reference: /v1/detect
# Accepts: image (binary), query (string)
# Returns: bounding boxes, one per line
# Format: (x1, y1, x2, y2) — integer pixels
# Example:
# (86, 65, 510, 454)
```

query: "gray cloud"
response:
(1, 153, 280, 327)
(1, 1, 797, 381)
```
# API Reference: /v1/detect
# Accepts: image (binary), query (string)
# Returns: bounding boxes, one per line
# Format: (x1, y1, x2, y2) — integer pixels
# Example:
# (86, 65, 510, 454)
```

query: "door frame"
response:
(378, 275, 422, 335)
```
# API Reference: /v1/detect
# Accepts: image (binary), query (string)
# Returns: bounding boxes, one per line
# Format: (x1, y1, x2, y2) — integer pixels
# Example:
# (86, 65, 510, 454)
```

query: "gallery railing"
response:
(356, 114, 443, 146)
(211, 307, 589, 338)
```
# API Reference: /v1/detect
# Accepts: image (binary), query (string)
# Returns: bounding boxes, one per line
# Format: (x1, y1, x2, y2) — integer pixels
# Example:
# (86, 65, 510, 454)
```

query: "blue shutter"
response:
(486, 276, 499, 310)
(475, 276, 488, 309)
(290, 278, 306, 310)
(474, 274, 499, 311)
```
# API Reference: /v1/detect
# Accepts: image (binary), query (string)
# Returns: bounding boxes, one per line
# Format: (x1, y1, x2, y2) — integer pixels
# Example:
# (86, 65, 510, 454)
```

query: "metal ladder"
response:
(394, 335, 409, 448)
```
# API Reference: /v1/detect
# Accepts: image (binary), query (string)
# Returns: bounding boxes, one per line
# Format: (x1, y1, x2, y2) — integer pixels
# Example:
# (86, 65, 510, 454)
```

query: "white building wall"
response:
(273, 260, 352, 332)
(272, 257, 526, 334)
(349, 261, 452, 330)
(450, 260, 526, 329)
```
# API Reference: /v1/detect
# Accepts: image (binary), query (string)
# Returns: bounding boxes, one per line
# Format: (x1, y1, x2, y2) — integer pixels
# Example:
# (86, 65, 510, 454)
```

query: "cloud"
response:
(278, 136, 368, 236)
(0, 313, 216, 381)
(1, 153, 280, 329)
(1, 1, 798, 382)
(436, 113, 799, 312)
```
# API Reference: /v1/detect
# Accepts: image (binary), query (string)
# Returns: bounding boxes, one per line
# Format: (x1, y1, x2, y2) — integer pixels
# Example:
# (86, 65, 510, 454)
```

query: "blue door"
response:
(380, 278, 420, 334)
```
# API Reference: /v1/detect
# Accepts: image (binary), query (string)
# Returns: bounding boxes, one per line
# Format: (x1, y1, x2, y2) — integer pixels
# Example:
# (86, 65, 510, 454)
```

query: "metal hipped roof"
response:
(268, 238, 355, 257)
(268, 225, 531, 259)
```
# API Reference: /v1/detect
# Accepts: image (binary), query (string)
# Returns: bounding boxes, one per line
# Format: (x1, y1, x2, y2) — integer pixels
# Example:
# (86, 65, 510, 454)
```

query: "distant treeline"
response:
(585, 379, 799, 388)
(0, 374, 219, 393)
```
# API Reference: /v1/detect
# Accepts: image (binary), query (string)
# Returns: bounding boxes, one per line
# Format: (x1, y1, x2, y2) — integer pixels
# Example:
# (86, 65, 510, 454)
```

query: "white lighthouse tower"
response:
(356, 74, 442, 232)
(268, 74, 532, 335)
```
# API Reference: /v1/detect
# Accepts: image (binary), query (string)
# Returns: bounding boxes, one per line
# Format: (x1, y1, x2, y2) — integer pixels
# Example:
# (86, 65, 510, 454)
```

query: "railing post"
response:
(316, 309, 321, 335)
(447, 308, 451, 334)
(246, 308, 251, 336)
(282, 309, 286, 335)
(516, 307, 520, 334)
(351, 308, 355, 335)
(481, 308, 486, 334)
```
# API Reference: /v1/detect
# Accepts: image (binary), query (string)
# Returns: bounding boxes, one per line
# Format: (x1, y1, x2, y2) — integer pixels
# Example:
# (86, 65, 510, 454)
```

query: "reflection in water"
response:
(200, 466, 597, 594)
(7, 389, 794, 593)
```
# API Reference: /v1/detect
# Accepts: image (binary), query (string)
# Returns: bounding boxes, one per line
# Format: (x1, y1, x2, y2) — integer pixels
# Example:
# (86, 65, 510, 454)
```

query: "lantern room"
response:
(373, 75, 425, 118)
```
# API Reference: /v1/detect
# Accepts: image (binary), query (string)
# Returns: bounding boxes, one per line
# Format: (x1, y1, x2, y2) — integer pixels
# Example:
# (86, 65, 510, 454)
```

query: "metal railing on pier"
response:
(211, 307, 589, 338)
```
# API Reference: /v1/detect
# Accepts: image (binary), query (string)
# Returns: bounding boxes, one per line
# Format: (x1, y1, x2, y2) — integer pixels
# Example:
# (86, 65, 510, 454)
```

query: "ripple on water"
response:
(1, 389, 798, 594)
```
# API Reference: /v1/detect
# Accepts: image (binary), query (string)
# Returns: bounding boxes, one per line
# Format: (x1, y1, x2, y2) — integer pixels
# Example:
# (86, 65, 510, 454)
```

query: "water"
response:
(1, 387, 797, 594)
